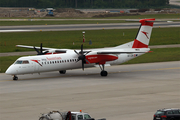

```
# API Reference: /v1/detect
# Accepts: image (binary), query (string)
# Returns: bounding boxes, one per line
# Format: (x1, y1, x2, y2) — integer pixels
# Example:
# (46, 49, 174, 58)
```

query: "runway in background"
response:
(0, 22, 180, 32)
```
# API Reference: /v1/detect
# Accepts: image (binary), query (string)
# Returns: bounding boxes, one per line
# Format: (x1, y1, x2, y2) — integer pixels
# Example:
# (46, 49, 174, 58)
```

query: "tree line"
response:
(0, 0, 169, 9)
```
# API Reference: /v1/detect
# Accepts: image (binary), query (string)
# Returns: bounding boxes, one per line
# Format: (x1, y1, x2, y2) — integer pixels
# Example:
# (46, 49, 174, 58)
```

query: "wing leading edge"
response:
(16, 45, 54, 50)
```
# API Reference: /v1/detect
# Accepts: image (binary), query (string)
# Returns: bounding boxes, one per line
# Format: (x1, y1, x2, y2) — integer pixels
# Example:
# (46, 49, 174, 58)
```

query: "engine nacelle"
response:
(86, 54, 118, 64)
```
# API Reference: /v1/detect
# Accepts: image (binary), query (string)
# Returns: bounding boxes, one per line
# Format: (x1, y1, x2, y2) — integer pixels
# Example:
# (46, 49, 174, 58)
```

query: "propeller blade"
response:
(74, 50, 79, 55)
(75, 44, 89, 71)
(40, 43, 43, 54)
(82, 61, 84, 71)
(80, 44, 83, 54)
(34, 43, 47, 55)
(33, 46, 40, 55)
(85, 59, 90, 64)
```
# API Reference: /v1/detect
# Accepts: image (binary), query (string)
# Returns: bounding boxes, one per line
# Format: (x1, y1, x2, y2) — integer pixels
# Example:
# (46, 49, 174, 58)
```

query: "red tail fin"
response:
(132, 18, 155, 48)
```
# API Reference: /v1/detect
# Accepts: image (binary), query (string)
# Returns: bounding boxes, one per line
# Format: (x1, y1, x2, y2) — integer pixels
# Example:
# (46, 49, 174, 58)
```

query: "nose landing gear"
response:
(13, 75, 18, 80)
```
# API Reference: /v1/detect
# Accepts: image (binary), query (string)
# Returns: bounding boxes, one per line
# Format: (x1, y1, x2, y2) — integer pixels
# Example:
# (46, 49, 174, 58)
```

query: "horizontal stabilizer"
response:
(125, 20, 173, 22)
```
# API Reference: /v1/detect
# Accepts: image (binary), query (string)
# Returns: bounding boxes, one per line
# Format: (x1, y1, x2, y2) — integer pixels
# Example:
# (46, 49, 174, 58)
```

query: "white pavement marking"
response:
(0, 30, 36, 32)
(170, 25, 180, 27)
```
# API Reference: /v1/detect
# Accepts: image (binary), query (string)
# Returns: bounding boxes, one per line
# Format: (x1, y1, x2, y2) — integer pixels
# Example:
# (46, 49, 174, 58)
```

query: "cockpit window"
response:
(22, 60, 29, 64)
(15, 60, 23, 64)
(15, 60, 29, 64)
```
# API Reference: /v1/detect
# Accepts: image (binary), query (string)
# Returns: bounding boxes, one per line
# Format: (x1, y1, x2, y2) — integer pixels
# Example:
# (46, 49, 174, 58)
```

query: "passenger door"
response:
(172, 110, 180, 120)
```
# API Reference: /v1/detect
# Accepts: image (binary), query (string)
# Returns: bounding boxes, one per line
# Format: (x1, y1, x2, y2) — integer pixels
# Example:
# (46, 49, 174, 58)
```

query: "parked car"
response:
(153, 108, 180, 120)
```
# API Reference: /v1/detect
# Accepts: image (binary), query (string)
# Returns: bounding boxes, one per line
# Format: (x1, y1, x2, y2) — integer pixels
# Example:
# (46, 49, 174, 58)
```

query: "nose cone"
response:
(5, 65, 17, 75)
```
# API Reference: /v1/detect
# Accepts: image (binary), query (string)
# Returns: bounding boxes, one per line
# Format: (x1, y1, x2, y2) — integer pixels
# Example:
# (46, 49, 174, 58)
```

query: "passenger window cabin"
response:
(167, 111, 173, 115)
(84, 114, 91, 119)
(173, 110, 179, 114)
(77, 115, 83, 120)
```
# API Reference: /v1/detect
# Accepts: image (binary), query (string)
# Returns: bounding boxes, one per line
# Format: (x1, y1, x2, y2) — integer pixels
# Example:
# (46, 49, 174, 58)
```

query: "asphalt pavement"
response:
(0, 22, 180, 32)
(0, 61, 180, 120)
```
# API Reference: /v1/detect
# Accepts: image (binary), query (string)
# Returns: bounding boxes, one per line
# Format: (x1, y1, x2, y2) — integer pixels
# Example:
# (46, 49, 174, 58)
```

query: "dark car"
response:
(153, 108, 180, 120)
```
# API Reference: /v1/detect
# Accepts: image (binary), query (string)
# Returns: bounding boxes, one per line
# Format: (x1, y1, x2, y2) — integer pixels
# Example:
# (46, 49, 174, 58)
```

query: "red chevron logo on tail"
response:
(141, 31, 149, 39)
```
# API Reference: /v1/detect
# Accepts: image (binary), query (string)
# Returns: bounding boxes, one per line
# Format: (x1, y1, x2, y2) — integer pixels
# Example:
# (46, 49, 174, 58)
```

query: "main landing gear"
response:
(59, 70, 66, 74)
(13, 75, 18, 81)
(99, 64, 108, 76)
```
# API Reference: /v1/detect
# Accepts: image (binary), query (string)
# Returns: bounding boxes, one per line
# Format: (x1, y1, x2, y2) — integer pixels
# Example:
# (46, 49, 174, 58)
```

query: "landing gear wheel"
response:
(59, 70, 66, 74)
(101, 70, 108, 76)
(13, 75, 18, 81)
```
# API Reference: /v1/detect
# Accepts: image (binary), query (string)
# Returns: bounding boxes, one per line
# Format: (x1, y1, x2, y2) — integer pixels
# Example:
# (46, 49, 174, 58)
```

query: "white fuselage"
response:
(5, 18, 155, 78)
(5, 48, 149, 75)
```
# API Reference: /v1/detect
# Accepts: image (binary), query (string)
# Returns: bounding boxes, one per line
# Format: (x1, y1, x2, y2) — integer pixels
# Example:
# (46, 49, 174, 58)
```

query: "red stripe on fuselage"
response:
(31, 60, 42, 66)
(132, 39, 148, 48)
(86, 54, 118, 64)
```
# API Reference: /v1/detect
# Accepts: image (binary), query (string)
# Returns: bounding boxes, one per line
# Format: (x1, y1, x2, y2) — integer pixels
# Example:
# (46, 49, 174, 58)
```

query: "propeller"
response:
(34, 43, 49, 55)
(74, 44, 91, 70)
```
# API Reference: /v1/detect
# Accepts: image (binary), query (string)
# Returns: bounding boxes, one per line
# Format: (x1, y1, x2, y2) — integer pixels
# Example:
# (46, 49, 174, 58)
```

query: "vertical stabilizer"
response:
(132, 18, 155, 48)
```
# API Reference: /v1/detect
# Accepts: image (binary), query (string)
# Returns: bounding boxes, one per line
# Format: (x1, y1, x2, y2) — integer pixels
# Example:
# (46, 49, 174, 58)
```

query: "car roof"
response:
(158, 108, 180, 111)
(71, 112, 88, 114)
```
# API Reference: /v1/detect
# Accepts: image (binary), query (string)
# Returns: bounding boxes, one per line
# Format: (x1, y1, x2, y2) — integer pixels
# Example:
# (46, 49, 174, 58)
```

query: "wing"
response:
(16, 45, 54, 51)
(16, 45, 68, 54)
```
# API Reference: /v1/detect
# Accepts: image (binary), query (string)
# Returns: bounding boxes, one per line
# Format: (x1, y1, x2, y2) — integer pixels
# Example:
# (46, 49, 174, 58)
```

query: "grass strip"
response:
(0, 48, 180, 73)
(0, 27, 180, 53)
(0, 14, 180, 26)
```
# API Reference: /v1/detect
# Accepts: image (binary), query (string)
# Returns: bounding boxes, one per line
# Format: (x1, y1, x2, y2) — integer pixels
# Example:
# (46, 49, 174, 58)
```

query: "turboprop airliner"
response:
(6, 18, 155, 80)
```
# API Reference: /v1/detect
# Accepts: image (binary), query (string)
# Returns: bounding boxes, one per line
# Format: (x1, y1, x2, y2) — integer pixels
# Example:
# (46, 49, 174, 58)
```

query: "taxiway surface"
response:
(0, 22, 180, 32)
(0, 61, 180, 120)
